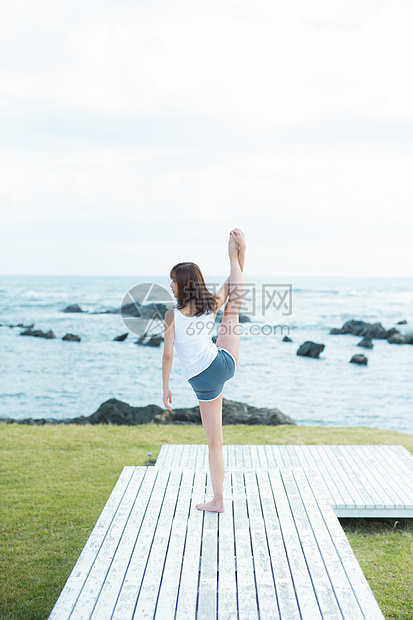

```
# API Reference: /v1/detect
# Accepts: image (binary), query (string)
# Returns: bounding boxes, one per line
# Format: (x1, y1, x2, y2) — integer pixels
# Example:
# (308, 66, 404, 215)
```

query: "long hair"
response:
(170, 262, 218, 317)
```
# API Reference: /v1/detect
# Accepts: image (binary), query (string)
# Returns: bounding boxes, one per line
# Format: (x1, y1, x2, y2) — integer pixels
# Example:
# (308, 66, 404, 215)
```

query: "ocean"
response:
(0, 274, 412, 434)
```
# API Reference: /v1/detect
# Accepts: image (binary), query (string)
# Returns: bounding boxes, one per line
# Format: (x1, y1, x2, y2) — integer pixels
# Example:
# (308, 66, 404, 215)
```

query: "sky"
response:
(0, 0, 412, 277)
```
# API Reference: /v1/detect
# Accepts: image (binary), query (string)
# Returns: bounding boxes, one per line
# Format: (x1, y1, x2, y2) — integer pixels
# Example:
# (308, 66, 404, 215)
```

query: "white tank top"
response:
(173, 307, 218, 380)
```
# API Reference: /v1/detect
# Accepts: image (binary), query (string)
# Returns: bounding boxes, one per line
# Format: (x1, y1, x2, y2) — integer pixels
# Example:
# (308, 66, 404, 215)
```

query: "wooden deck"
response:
(49, 465, 385, 620)
(155, 444, 413, 518)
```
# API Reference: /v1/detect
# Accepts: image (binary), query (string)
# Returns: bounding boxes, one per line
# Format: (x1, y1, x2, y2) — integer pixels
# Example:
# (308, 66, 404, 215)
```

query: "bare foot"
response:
(196, 499, 225, 512)
(228, 233, 239, 259)
(231, 228, 246, 250)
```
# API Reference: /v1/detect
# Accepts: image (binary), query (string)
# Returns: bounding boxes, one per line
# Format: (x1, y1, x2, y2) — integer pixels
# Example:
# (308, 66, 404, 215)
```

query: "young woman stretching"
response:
(162, 228, 246, 513)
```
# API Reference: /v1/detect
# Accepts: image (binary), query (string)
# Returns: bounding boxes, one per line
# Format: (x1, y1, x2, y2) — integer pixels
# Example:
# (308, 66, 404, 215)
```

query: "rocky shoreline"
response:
(0, 397, 295, 427)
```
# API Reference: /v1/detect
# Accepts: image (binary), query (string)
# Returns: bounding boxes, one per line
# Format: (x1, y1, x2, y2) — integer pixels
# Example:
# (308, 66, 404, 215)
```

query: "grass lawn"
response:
(1, 423, 412, 619)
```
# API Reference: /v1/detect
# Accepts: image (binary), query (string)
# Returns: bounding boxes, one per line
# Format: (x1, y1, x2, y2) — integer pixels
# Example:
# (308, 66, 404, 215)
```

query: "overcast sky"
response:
(0, 0, 412, 277)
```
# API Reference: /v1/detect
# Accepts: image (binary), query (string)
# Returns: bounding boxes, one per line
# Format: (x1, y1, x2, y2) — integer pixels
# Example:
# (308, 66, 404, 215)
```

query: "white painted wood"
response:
(90, 467, 159, 619)
(153, 469, 195, 619)
(175, 468, 207, 618)
(66, 466, 148, 620)
(267, 468, 323, 619)
(217, 468, 238, 619)
(300, 467, 386, 620)
(285, 467, 364, 619)
(232, 469, 259, 619)
(110, 468, 171, 619)
(198, 470, 219, 620)
(255, 469, 301, 619)
(243, 469, 279, 618)
(48, 466, 137, 620)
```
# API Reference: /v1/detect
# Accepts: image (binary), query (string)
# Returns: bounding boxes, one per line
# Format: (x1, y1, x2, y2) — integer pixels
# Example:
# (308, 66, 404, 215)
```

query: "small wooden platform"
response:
(49, 466, 384, 619)
(155, 444, 413, 518)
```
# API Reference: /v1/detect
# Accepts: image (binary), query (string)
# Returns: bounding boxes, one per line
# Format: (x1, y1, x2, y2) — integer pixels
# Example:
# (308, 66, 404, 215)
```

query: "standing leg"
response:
(196, 394, 225, 512)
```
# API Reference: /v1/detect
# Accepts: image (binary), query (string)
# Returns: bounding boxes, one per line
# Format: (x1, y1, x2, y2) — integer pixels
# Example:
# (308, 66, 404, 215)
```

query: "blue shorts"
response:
(188, 347, 236, 402)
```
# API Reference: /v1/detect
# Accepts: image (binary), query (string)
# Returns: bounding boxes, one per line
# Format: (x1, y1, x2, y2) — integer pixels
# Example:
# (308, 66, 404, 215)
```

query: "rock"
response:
(397, 319, 407, 325)
(71, 398, 162, 425)
(20, 329, 56, 339)
(0, 397, 296, 427)
(357, 337, 373, 349)
(154, 397, 295, 426)
(136, 335, 163, 347)
(296, 341, 325, 358)
(350, 354, 368, 365)
(114, 333, 129, 341)
(63, 304, 84, 313)
(62, 333, 81, 342)
(282, 336, 292, 342)
(330, 319, 401, 341)
(387, 333, 408, 344)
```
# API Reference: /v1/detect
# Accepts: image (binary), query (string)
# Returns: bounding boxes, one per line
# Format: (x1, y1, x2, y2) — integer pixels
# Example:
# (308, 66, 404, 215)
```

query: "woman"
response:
(162, 228, 246, 513)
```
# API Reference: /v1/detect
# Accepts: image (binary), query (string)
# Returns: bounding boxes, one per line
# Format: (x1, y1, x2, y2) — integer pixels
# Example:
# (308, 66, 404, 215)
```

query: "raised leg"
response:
(215, 236, 244, 366)
(196, 393, 225, 512)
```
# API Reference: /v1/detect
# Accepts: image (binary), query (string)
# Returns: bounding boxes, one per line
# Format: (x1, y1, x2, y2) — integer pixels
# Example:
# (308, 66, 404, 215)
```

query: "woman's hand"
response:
(163, 388, 173, 411)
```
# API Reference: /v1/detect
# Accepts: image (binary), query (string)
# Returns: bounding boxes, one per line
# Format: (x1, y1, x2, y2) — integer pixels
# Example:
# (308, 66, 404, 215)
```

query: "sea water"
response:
(0, 274, 412, 433)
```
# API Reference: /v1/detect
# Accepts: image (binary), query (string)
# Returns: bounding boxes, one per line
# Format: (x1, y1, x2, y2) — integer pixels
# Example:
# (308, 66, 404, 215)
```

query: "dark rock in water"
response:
(114, 333, 128, 341)
(392, 332, 413, 344)
(357, 337, 373, 349)
(154, 397, 295, 426)
(282, 336, 292, 342)
(330, 319, 401, 341)
(17, 322, 34, 329)
(62, 333, 81, 342)
(297, 341, 325, 358)
(63, 304, 84, 313)
(118, 301, 170, 318)
(20, 328, 56, 339)
(0, 397, 296, 427)
(350, 354, 368, 365)
(397, 319, 407, 325)
(136, 334, 163, 347)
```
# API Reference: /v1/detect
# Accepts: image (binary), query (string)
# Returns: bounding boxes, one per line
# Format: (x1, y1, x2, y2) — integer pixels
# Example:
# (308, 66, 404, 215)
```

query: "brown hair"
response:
(170, 262, 218, 317)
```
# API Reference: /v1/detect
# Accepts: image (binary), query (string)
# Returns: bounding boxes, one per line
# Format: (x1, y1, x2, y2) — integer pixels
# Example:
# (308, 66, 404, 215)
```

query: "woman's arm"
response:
(162, 309, 174, 411)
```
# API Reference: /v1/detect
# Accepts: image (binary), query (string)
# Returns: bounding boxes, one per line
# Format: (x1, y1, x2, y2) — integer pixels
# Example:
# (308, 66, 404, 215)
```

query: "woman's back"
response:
(173, 307, 218, 380)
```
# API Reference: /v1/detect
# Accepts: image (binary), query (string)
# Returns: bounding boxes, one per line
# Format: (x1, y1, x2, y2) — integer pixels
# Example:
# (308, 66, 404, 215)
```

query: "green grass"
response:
(1, 423, 412, 620)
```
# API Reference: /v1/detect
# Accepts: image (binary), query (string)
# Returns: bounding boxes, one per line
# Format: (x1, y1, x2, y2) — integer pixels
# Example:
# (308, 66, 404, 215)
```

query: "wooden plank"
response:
(49, 466, 137, 620)
(90, 467, 159, 619)
(151, 469, 193, 619)
(232, 469, 259, 619)
(198, 471, 219, 620)
(243, 469, 279, 618)
(267, 468, 322, 619)
(175, 468, 207, 618)
(359, 446, 411, 509)
(255, 470, 300, 619)
(338, 446, 393, 510)
(249, 445, 261, 468)
(217, 469, 238, 619)
(300, 467, 386, 619)
(69, 467, 148, 619)
(257, 444, 269, 468)
(110, 469, 172, 619)
(284, 468, 364, 619)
